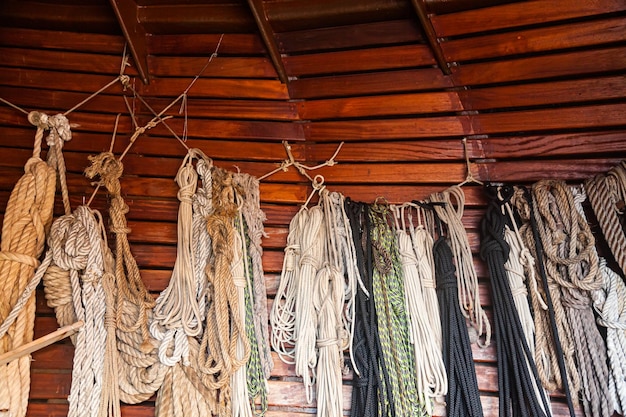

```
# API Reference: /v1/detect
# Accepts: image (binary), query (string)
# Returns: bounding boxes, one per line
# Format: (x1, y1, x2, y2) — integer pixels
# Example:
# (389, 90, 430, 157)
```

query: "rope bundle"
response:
(430, 186, 491, 347)
(85, 151, 167, 404)
(432, 211, 484, 417)
(0, 112, 68, 417)
(480, 187, 549, 417)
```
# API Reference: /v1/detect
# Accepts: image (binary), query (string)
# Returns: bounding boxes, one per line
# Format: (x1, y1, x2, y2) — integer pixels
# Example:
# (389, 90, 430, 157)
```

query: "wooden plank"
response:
(288, 68, 453, 99)
(147, 33, 266, 56)
(442, 16, 626, 62)
(147, 118, 305, 142)
(283, 45, 436, 76)
(310, 140, 467, 162)
(0, 27, 125, 54)
(305, 116, 471, 141)
(0, 127, 305, 160)
(431, 0, 626, 37)
(310, 162, 472, 184)
(297, 91, 463, 120)
(148, 56, 278, 78)
(473, 103, 626, 134)
(451, 46, 626, 86)
(141, 77, 289, 100)
(481, 158, 625, 183)
(0, 67, 128, 95)
(276, 19, 423, 53)
(460, 76, 626, 111)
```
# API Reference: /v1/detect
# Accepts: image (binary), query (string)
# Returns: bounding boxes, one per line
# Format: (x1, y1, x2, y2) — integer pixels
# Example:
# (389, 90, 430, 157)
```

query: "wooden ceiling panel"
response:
(147, 33, 266, 56)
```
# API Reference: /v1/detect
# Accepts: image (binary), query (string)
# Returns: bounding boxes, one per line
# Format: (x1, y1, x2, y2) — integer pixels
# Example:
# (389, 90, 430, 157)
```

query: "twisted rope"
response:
(0, 112, 66, 417)
(85, 151, 167, 404)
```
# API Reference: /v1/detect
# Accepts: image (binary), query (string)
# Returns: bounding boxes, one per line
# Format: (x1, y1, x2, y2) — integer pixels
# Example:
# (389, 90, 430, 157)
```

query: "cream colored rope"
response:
(0, 112, 66, 417)
(429, 185, 491, 346)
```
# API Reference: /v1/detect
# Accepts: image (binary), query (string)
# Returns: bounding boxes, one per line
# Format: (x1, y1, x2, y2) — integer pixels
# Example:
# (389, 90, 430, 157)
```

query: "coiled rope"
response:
(370, 204, 424, 417)
(0, 112, 68, 417)
(391, 204, 447, 415)
(345, 200, 389, 417)
(585, 161, 626, 277)
(432, 207, 484, 417)
(480, 186, 550, 417)
(85, 151, 167, 404)
(533, 180, 611, 417)
(429, 186, 491, 347)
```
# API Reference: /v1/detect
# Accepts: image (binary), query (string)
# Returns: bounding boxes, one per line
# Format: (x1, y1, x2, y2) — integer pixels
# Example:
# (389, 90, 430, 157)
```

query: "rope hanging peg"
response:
(0, 111, 70, 417)
(480, 185, 551, 417)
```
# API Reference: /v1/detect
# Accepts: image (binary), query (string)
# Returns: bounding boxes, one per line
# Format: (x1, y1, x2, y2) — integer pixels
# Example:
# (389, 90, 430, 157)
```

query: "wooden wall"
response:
(1, 1, 626, 416)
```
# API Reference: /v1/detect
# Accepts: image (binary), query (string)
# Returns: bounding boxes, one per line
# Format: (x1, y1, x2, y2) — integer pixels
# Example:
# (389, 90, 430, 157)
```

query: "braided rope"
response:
(429, 186, 491, 347)
(0, 112, 65, 417)
(370, 204, 425, 417)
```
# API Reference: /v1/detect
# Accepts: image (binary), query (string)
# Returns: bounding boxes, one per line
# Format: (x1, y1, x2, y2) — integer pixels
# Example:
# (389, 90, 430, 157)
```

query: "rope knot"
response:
(45, 114, 72, 147)
(49, 213, 91, 272)
(85, 152, 124, 194)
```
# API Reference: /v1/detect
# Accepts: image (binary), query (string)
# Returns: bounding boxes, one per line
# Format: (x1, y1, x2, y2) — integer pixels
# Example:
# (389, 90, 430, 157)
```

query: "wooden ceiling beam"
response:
(109, 0, 150, 84)
(247, 0, 289, 84)
(410, 0, 451, 75)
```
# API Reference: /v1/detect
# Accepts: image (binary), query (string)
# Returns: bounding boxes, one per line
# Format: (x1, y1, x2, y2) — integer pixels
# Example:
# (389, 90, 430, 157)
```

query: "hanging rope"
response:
(585, 161, 626, 277)
(345, 200, 390, 417)
(432, 204, 484, 417)
(85, 151, 167, 404)
(192, 167, 249, 417)
(429, 186, 491, 347)
(151, 149, 208, 366)
(369, 203, 425, 417)
(532, 180, 611, 417)
(480, 186, 550, 417)
(391, 204, 447, 415)
(233, 172, 274, 379)
(0, 112, 68, 417)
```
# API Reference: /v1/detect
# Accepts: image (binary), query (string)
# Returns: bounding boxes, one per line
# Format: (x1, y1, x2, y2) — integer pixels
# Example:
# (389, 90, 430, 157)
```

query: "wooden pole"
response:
(0, 321, 84, 366)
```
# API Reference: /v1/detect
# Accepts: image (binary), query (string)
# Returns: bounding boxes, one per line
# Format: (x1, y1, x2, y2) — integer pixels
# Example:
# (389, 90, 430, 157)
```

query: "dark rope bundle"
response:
(432, 205, 483, 417)
(480, 186, 551, 417)
(345, 199, 392, 417)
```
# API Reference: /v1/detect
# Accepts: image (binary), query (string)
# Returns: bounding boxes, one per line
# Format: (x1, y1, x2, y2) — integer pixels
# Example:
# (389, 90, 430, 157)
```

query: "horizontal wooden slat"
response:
(460, 76, 626, 111)
(0, 67, 128, 95)
(276, 19, 423, 53)
(0, 87, 299, 121)
(431, 0, 626, 37)
(288, 69, 454, 99)
(148, 56, 277, 78)
(305, 116, 470, 141)
(312, 162, 472, 184)
(0, 47, 136, 76)
(147, 33, 266, 56)
(297, 91, 463, 120)
(480, 158, 625, 182)
(473, 103, 626, 134)
(142, 77, 289, 100)
(451, 46, 626, 86)
(0, 27, 125, 54)
(442, 16, 626, 62)
(283, 45, 436, 77)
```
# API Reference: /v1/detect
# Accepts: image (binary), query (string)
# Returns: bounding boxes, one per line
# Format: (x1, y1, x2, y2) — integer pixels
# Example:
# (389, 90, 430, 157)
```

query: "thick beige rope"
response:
(85, 151, 167, 404)
(193, 167, 249, 417)
(429, 185, 491, 346)
(0, 112, 66, 417)
(233, 172, 274, 378)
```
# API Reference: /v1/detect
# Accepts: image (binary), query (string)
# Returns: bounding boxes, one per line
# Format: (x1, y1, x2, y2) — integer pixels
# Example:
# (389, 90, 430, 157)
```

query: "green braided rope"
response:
(241, 219, 269, 415)
(370, 205, 427, 417)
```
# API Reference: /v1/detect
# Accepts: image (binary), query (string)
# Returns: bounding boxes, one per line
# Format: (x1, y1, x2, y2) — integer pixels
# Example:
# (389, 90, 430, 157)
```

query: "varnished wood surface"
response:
(2, 1, 626, 416)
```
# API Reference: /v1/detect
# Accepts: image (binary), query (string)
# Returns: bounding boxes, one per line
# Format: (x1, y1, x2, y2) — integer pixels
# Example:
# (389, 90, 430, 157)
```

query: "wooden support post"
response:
(247, 0, 290, 84)
(0, 321, 84, 366)
(109, 0, 151, 84)
(410, 0, 451, 75)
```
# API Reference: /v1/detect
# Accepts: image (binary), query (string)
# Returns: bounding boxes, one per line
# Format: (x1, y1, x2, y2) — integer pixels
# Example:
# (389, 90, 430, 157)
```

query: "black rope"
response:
(345, 199, 394, 417)
(522, 187, 577, 417)
(480, 186, 551, 417)
(430, 203, 484, 417)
